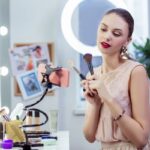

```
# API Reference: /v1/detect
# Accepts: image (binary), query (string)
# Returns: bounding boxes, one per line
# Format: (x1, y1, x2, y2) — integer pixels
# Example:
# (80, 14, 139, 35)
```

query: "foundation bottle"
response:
(34, 110, 41, 131)
(25, 111, 33, 131)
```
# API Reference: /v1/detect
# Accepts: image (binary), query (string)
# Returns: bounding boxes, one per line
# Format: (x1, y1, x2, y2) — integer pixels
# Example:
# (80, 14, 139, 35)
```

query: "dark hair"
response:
(105, 8, 134, 38)
(33, 45, 41, 51)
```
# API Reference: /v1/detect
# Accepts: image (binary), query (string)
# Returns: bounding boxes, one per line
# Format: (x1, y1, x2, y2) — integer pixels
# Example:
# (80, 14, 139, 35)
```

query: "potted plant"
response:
(133, 38, 150, 78)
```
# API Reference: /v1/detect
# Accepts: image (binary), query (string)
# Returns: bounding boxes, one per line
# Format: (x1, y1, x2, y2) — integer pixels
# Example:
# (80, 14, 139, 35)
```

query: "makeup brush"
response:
(0, 106, 11, 121)
(68, 60, 86, 80)
(83, 53, 94, 75)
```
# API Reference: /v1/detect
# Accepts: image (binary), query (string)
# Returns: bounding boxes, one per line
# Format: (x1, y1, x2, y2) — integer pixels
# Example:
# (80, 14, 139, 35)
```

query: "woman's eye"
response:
(113, 32, 121, 37)
(100, 28, 107, 32)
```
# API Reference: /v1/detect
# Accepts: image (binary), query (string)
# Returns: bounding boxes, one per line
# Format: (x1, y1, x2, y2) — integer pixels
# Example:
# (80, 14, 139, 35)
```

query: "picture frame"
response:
(16, 71, 43, 100)
(9, 44, 51, 75)
(13, 43, 54, 96)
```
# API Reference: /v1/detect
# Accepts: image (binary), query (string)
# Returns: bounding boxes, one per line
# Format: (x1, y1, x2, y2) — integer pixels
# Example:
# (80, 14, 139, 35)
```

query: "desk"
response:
(13, 131, 69, 150)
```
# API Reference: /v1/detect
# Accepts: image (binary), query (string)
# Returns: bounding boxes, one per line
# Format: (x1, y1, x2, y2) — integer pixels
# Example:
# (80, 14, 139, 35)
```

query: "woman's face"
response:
(97, 13, 130, 56)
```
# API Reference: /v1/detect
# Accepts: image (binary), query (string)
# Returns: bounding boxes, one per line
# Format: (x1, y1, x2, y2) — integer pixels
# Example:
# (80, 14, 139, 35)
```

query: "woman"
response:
(82, 8, 150, 150)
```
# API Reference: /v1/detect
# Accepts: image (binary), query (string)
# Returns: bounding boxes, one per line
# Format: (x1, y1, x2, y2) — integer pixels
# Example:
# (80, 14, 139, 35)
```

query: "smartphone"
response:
(49, 68, 69, 87)
(38, 63, 69, 87)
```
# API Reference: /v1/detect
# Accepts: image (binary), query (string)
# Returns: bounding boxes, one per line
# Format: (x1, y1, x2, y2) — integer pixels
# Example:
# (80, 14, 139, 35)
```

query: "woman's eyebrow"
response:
(101, 23, 122, 32)
(101, 23, 107, 27)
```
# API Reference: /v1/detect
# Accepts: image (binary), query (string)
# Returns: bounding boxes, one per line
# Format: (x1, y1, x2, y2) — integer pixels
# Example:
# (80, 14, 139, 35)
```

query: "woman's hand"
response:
(88, 75, 113, 103)
(81, 76, 101, 106)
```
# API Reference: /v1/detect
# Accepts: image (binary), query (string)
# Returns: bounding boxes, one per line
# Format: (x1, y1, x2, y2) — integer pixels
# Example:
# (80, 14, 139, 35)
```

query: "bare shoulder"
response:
(131, 64, 148, 79)
(130, 64, 149, 94)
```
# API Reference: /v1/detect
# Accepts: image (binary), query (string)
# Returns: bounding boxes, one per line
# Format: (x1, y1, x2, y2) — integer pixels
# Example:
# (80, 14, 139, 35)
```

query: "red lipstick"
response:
(101, 42, 111, 48)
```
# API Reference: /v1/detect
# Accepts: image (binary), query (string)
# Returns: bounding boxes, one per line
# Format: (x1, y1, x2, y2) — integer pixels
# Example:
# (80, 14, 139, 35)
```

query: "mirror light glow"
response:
(61, 0, 127, 56)
(61, 0, 100, 56)
(0, 26, 8, 36)
(108, 0, 127, 9)
(0, 66, 9, 76)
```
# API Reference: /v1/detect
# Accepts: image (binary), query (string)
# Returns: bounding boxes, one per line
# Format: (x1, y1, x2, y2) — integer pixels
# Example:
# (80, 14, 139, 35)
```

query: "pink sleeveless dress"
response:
(94, 60, 150, 150)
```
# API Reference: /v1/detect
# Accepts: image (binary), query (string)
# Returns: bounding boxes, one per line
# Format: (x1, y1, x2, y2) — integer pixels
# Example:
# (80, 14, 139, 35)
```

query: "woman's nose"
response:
(104, 32, 112, 41)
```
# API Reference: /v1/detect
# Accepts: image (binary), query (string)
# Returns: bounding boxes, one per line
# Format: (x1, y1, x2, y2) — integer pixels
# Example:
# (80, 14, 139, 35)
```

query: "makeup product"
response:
(25, 111, 33, 131)
(34, 110, 41, 131)
(49, 110, 58, 133)
(68, 60, 86, 80)
(42, 135, 57, 140)
(5, 120, 25, 142)
(0, 107, 11, 121)
(10, 103, 24, 120)
(83, 53, 94, 75)
(0, 122, 4, 140)
(1, 139, 13, 149)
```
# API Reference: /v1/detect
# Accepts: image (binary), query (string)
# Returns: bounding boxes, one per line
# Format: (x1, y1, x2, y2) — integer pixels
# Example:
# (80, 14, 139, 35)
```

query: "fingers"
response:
(83, 83, 98, 98)
(81, 74, 96, 87)
(86, 74, 96, 81)
(81, 75, 98, 95)
(81, 79, 87, 86)
(81, 79, 89, 91)
(83, 88, 86, 92)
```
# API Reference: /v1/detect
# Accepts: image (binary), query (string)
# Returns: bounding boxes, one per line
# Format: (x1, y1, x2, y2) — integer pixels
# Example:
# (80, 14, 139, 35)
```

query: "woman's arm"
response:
(106, 66, 150, 148)
(82, 75, 102, 143)
(83, 102, 101, 143)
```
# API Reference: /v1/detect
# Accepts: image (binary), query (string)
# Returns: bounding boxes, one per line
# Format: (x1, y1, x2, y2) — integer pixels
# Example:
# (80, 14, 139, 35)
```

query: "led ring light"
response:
(61, 0, 100, 56)
(61, 0, 127, 56)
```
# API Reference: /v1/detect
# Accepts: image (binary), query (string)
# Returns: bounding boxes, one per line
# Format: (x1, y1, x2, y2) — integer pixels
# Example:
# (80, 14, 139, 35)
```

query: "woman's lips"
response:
(101, 42, 111, 48)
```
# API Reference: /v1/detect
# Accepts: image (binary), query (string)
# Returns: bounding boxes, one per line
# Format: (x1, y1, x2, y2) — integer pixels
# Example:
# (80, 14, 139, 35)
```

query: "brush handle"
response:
(72, 66, 86, 80)
(87, 62, 94, 75)
(79, 73, 86, 80)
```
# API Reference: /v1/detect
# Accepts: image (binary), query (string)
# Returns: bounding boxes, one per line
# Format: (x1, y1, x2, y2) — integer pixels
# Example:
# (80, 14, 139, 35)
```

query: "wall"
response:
(0, 0, 11, 108)
(10, 0, 98, 150)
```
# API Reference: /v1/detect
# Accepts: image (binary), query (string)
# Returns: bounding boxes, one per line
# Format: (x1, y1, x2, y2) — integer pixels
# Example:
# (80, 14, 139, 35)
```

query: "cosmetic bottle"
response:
(0, 122, 3, 140)
(34, 110, 41, 131)
(1, 139, 13, 150)
(25, 111, 33, 131)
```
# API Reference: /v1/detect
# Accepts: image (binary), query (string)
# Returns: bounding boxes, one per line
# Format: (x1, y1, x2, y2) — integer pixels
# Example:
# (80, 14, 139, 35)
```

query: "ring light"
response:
(61, 0, 127, 56)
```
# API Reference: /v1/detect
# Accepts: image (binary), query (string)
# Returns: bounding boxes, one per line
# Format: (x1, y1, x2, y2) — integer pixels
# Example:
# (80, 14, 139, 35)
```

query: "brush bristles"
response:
(83, 53, 92, 63)
(67, 59, 80, 74)
(67, 60, 74, 68)
(67, 59, 86, 79)
(83, 53, 94, 75)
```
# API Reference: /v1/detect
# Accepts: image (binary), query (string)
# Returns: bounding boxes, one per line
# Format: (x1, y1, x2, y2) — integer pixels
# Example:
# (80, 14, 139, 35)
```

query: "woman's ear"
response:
(128, 37, 132, 42)
(125, 37, 132, 47)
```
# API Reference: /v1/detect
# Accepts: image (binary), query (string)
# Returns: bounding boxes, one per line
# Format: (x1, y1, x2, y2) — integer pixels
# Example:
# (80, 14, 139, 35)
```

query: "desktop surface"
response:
(12, 131, 69, 150)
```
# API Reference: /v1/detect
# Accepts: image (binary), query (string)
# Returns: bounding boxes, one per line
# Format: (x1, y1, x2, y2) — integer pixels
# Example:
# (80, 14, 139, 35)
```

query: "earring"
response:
(121, 46, 127, 53)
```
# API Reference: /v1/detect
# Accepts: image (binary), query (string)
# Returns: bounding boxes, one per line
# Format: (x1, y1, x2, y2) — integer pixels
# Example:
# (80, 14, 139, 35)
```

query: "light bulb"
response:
(0, 66, 9, 76)
(0, 26, 8, 36)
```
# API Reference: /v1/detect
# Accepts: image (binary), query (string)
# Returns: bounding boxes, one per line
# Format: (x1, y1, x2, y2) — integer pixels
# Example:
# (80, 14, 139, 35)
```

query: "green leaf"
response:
(133, 38, 150, 78)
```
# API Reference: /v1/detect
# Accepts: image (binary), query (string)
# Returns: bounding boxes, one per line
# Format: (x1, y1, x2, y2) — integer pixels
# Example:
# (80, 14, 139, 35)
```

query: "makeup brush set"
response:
(69, 53, 94, 80)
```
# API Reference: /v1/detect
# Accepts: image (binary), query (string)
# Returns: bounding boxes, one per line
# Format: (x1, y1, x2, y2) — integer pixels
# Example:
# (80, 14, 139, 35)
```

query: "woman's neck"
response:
(101, 57, 125, 73)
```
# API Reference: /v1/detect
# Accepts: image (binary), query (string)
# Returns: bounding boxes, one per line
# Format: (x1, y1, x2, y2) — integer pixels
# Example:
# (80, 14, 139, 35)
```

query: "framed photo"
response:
(16, 71, 43, 100)
(9, 43, 51, 76)
(12, 43, 54, 96)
